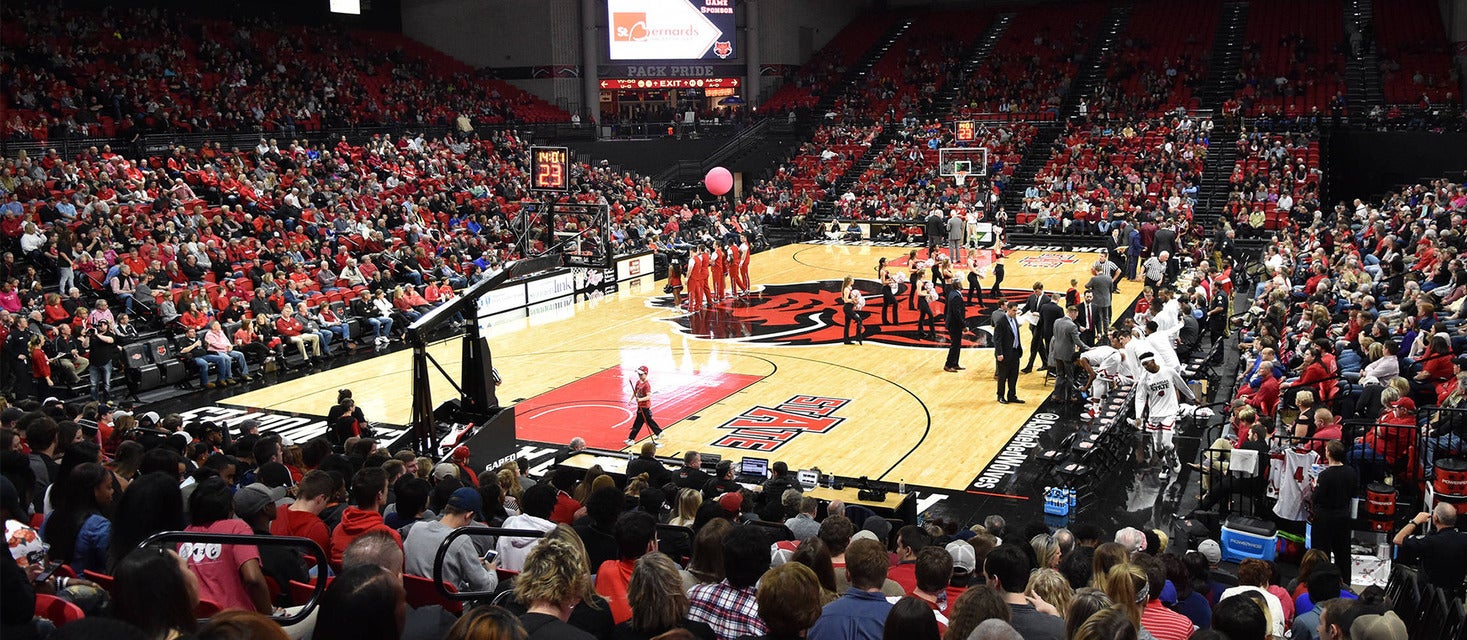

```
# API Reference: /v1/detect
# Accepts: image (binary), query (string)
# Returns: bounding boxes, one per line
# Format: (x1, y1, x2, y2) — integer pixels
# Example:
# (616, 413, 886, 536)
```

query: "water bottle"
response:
(899, 479, 906, 494)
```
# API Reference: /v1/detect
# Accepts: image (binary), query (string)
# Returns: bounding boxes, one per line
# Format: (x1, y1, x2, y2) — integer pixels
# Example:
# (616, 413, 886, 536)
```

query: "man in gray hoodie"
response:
(403, 487, 498, 593)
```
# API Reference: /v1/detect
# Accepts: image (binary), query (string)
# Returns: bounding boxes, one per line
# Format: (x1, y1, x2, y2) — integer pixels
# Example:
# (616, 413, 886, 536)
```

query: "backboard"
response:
(938, 147, 989, 178)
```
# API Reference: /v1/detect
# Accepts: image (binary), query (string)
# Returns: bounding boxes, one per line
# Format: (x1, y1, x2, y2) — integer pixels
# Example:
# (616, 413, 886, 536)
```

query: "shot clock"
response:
(530, 146, 569, 193)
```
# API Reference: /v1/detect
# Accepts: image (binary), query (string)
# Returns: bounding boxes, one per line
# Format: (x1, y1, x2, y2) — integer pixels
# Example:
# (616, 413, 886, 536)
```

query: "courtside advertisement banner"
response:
(608, 0, 735, 61)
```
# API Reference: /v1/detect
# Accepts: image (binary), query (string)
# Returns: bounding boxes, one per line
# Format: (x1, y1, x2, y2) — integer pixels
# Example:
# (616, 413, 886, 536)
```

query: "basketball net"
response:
(952, 171, 968, 190)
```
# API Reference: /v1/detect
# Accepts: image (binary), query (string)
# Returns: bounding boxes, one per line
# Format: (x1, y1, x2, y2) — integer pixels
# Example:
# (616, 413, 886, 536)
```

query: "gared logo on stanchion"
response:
(648, 280, 1034, 349)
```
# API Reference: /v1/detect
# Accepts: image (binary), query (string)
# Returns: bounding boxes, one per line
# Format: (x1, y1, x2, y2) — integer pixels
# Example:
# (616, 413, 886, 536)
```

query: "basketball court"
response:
(224, 243, 1134, 493)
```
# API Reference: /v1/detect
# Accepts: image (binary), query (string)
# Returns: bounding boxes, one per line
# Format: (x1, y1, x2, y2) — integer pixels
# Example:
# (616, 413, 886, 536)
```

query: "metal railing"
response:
(141, 531, 327, 626)
(431, 526, 547, 601)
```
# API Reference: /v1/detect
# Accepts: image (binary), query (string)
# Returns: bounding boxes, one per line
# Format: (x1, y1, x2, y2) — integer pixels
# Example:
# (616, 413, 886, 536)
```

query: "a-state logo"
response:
(1017, 253, 1081, 268)
(713, 395, 850, 452)
(713, 41, 733, 59)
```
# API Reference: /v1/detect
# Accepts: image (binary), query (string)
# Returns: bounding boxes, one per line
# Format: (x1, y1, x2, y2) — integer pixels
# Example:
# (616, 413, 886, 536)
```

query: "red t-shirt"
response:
(180, 519, 261, 612)
(887, 562, 918, 595)
(550, 492, 580, 525)
(271, 508, 332, 564)
(634, 380, 651, 409)
(595, 559, 637, 624)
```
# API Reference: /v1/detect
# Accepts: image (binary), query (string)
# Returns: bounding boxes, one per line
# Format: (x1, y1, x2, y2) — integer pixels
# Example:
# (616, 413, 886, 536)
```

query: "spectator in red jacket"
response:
(274, 303, 322, 361)
(271, 470, 337, 561)
(329, 467, 401, 570)
(1239, 366, 1280, 417)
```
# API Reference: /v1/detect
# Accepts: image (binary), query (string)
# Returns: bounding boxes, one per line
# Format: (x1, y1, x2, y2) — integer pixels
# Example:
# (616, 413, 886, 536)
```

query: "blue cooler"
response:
(1219, 516, 1277, 563)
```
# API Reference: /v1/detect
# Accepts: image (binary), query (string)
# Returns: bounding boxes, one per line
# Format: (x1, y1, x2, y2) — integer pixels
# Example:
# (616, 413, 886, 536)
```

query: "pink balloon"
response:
(704, 166, 733, 196)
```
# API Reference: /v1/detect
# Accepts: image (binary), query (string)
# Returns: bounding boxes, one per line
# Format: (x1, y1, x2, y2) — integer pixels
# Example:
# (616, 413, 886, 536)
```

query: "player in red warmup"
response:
(711, 242, 727, 301)
(737, 233, 752, 296)
(726, 240, 743, 296)
(686, 245, 709, 312)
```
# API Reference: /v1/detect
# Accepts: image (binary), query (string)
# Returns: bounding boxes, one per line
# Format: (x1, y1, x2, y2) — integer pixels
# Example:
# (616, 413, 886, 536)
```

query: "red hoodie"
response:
(330, 506, 402, 569)
(595, 558, 637, 624)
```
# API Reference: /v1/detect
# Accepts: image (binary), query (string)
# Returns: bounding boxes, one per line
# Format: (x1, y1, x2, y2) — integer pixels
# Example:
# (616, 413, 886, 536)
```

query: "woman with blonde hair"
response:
(1030, 534, 1061, 569)
(668, 489, 701, 528)
(512, 525, 608, 637)
(617, 552, 717, 640)
(1027, 568, 1073, 618)
(840, 275, 865, 345)
(1095, 564, 1148, 633)
(572, 465, 605, 504)
(496, 469, 522, 514)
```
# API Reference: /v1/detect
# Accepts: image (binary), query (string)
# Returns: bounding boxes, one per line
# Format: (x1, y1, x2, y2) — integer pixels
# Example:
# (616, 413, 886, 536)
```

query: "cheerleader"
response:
(841, 276, 865, 345)
(915, 272, 938, 339)
(906, 250, 924, 310)
(667, 260, 685, 308)
(877, 257, 900, 325)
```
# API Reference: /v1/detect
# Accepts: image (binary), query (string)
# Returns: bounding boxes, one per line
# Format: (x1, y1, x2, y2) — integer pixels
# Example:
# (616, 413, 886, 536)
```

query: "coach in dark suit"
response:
(993, 301, 1023, 403)
(925, 210, 946, 255)
(943, 277, 967, 372)
(1024, 294, 1063, 373)
(1086, 262, 1113, 331)
(1049, 306, 1087, 402)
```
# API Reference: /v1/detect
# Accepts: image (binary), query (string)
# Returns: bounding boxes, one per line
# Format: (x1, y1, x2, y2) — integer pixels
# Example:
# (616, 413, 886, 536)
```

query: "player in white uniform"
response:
(1117, 331, 1148, 382)
(1144, 320, 1183, 371)
(1134, 351, 1195, 473)
(1078, 336, 1125, 400)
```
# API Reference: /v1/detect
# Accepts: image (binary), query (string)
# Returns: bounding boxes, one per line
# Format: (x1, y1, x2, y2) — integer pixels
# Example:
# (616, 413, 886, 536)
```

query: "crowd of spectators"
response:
(2, 6, 567, 142)
(1195, 170, 1467, 620)
(2, 398, 1414, 640)
(823, 12, 982, 124)
(1081, 0, 1217, 119)
(1223, 129, 1322, 236)
(761, 16, 903, 115)
(953, 4, 1106, 121)
(1223, 0, 1347, 118)
(1018, 114, 1210, 235)
(0, 125, 772, 401)
(830, 119, 1030, 220)
(1370, 0, 1459, 106)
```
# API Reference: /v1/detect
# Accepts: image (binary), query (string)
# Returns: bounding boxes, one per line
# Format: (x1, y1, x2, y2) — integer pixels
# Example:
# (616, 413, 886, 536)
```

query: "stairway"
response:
(1342, 0, 1385, 113)
(998, 5, 1130, 216)
(1062, 4, 1132, 117)
(928, 13, 1015, 116)
(812, 126, 897, 218)
(1194, 119, 1240, 228)
(807, 18, 914, 125)
(1197, 2, 1249, 111)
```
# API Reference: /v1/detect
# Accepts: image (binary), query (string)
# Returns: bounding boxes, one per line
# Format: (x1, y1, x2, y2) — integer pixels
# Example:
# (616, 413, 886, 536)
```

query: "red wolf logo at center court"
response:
(713, 41, 733, 58)
(648, 279, 1035, 348)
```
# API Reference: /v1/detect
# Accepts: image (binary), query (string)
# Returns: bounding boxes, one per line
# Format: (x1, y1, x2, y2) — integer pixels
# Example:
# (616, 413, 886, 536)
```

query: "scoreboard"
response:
(530, 146, 570, 193)
(955, 120, 977, 144)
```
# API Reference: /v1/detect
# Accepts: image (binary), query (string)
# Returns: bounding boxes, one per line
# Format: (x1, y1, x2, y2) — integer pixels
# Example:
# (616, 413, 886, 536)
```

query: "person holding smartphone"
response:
(402, 487, 498, 593)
